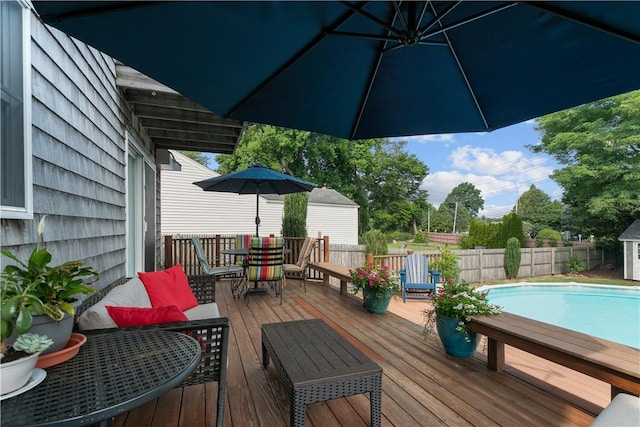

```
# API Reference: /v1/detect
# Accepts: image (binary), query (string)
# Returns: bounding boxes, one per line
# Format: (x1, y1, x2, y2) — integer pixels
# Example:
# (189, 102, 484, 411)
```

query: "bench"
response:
(261, 319, 382, 427)
(470, 312, 640, 400)
(308, 261, 352, 295)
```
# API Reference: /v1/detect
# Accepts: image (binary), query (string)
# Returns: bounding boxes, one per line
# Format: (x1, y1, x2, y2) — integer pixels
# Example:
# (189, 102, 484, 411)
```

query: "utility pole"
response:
(427, 208, 431, 232)
(452, 201, 458, 233)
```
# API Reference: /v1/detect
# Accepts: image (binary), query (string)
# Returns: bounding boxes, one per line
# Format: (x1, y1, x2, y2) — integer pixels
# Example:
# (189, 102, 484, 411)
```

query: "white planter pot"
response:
(0, 352, 40, 395)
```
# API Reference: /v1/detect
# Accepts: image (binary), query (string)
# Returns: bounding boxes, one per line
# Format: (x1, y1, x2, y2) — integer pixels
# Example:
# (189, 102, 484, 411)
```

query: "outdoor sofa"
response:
(74, 270, 229, 427)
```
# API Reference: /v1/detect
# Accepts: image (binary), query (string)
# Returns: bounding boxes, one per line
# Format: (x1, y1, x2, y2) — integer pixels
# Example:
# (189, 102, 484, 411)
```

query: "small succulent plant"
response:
(13, 333, 53, 354)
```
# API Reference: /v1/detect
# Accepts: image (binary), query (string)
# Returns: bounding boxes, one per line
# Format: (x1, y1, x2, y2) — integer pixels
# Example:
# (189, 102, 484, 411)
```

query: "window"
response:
(1, 0, 31, 218)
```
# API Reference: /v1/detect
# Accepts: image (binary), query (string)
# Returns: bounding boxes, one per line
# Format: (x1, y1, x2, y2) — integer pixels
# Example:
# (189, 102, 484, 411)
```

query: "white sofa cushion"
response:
(184, 302, 220, 321)
(591, 393, 640, 427)
(77, 277, 152, 330)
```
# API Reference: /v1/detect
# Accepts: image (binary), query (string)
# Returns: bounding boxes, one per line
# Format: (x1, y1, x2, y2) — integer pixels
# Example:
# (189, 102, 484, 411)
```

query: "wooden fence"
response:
(163, 234, 604, 285)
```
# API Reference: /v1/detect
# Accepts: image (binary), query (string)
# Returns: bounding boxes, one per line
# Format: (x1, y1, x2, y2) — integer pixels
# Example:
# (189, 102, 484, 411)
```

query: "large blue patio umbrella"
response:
(194, 164, 316, 236)
(32, 1, 640, 140)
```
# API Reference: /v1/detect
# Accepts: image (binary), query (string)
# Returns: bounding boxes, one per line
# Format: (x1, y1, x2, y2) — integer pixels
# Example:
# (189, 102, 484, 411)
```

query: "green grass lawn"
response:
(388, 242, 460, 251)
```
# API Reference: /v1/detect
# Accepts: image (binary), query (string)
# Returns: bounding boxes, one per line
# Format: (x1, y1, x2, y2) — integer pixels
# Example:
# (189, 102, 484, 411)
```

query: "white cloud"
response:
(479, 204, 516, 218)
(423, 170, 517, 207)
(423, 145, 558, 213)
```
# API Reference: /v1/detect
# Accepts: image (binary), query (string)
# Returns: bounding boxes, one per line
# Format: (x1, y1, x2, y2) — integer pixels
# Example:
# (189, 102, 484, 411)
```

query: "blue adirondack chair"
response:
(399, 253, 441, 303)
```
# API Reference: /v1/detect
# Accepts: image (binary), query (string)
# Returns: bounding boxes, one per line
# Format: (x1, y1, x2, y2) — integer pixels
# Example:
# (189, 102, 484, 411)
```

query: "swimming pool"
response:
(477, 283, 640, 349)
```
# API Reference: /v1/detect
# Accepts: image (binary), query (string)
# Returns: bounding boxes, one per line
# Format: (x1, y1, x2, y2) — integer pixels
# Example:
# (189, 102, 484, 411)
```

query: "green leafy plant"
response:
(1, 216, 98, 352)
(430, 250, 460, 285)
(423, 282, 502, 341)
(349, 264, 399, 299)
(361, 229, 388, 256)
(569, 256, 583, 273)
(281, 192, 308, 237)
(12, 333, 53, 354)
(504, 237, 521, 279)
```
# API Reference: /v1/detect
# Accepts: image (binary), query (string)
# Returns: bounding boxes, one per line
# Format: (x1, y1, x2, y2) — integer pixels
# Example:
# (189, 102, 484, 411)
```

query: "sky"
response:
(205, 119, 563, 220)
(397, 119, 563, 219)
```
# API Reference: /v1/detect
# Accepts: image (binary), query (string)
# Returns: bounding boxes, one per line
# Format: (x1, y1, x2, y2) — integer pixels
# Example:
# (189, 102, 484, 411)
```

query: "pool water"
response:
(478, 283, 640, 349)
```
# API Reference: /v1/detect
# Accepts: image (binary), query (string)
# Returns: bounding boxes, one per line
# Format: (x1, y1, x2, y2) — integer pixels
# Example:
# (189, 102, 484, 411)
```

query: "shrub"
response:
(496, 213, 525, 248)
(413, 232, 428, 244)
(504, 237, 521, 279)
(430, 250, 460, 285)
(536, 228, 562, 242)
(281, 193, 308, 237)
(361, 229, 388, 256)
(569, 257, 583, 273)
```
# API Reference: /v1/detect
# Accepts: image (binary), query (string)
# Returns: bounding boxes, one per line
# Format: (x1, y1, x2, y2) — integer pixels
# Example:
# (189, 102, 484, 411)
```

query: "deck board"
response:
(115, 279, 605, 426)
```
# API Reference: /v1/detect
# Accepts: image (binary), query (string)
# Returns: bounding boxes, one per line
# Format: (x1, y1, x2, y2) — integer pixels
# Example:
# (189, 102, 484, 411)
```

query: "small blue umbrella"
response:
(194, 164, 316, 236)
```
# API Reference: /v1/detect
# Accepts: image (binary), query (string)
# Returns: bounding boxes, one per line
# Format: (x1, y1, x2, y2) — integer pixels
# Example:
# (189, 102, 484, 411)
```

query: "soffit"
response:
(116, 64, 245, 155)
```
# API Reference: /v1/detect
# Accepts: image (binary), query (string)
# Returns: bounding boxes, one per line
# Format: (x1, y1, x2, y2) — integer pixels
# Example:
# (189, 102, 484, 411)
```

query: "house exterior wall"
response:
(1, 11, 155, 291)
(160, 151, 283, 236)
(306, 203, 358, 245)
(161, 151, 359, 244)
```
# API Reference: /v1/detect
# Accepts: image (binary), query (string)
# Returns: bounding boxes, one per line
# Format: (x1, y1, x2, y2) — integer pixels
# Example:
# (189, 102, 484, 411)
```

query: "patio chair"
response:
(234, 234, 253, 265)
(244, 236, 286, 304)
(399, 253, 441, 303)
(284, 236, 315, 291)
(192, 237, 244, 293)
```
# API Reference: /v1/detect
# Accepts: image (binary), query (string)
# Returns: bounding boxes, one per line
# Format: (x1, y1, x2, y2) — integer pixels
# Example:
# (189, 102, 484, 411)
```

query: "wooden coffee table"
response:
(261, 319, 382, 426)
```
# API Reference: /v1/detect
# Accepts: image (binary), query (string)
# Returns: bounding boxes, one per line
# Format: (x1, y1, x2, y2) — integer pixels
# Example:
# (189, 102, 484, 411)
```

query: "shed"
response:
(161, 151, 359, 244)
(619, 220, 640, 281)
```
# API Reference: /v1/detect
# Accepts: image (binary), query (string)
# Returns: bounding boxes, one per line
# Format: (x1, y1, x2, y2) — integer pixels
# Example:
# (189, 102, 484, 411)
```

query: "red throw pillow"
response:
(106, 305, 188, 327)
(138, 264, 199, 311)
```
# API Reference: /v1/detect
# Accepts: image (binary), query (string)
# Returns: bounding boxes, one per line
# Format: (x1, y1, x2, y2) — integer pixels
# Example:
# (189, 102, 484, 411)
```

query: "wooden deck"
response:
(115, 279, 608, 426)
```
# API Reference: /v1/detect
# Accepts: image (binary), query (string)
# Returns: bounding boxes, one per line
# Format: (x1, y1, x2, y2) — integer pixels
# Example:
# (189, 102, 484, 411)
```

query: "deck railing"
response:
(163, 234, 328, 278)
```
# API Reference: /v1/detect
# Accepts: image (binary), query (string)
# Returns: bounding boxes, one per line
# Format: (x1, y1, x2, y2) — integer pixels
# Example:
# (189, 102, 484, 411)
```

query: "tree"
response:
(439, 182, 484, 232)
(364, 140, 428, 233)
(516, 185, 563, 234)
(215, 124, 429, 235)
(531, 90, 640, 249)
(281, 193, 308, 237)
(179, 151, 209, 167)
(496, 213, 525, 248)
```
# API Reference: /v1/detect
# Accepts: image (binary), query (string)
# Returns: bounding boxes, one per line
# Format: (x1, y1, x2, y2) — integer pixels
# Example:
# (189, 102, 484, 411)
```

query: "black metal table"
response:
(1, 330, 201, 427)
(262, 319, 382, 427)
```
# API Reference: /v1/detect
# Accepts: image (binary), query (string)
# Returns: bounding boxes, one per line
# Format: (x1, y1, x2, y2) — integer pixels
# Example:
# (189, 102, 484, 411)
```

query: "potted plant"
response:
(0, 332, 53, 395)
(350, 264, 399, 314)
(423, 282, 501, 357)
(1, 216, 98, 354)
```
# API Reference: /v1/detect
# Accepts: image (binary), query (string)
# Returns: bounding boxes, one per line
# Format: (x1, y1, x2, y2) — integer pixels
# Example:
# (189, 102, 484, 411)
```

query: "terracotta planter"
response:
(0, 352, 39, 395)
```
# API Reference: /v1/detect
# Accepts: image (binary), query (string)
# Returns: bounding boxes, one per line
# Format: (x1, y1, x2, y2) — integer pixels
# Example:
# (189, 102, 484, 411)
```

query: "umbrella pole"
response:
(255, 189, 260, 236)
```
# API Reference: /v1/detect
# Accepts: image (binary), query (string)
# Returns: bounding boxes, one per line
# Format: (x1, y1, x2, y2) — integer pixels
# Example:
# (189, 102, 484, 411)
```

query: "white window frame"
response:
(0, 0, 32, 219)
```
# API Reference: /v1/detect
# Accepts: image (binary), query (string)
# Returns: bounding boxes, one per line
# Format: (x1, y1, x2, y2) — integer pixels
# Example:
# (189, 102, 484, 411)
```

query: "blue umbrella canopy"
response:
(194, 164, 316, 235)
(33, 1, 640, 140)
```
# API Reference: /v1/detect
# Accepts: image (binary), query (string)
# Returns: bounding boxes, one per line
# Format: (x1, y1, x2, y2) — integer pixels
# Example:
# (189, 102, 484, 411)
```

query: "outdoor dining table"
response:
(1, 329, 201, 427)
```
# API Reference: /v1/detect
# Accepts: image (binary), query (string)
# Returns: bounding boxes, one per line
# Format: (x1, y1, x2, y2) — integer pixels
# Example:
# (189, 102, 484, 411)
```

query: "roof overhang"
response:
(116, 64, 245, 155)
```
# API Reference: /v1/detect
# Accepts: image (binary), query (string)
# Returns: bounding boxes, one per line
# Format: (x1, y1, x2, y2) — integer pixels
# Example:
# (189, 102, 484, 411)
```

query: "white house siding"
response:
(160, 151, 283, 236)
(307, 203, 358, 245)
(161, 151, 359, 244)
(1, 11, 154, 291)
